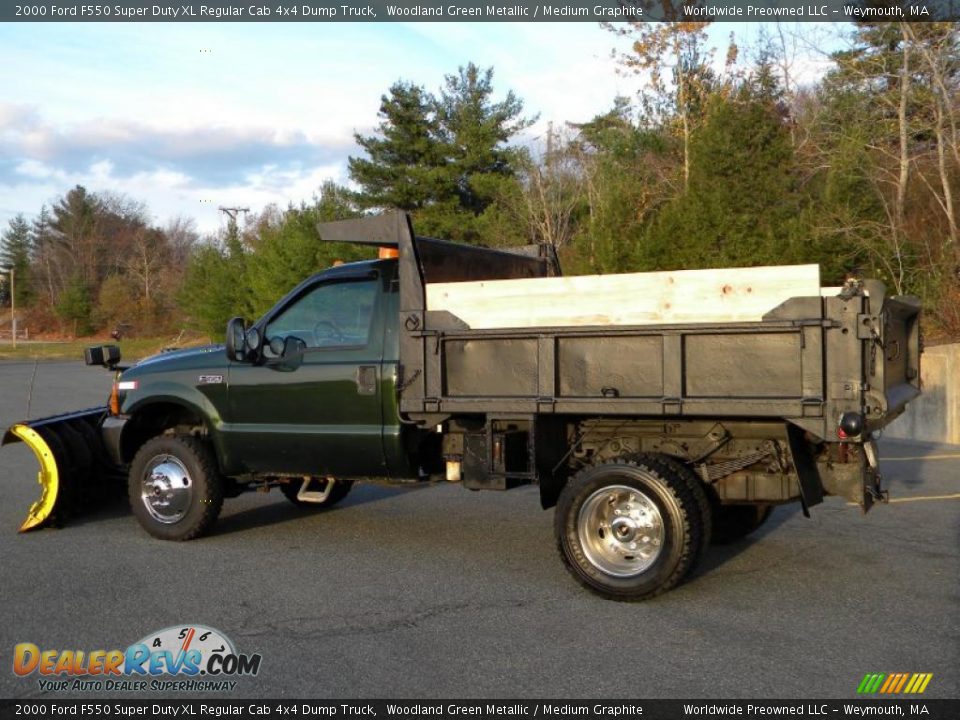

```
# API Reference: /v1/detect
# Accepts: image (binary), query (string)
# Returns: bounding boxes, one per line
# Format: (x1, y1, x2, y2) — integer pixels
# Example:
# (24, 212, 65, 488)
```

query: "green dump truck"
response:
(4, 212, 922, 600)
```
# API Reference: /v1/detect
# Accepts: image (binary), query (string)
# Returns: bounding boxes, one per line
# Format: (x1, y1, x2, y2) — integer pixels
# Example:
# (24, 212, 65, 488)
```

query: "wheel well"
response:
(121, 402, 207, 463)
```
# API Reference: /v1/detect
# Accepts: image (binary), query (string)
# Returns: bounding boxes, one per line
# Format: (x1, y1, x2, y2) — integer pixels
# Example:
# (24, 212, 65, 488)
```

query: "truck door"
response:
(224, 271, 387, 477)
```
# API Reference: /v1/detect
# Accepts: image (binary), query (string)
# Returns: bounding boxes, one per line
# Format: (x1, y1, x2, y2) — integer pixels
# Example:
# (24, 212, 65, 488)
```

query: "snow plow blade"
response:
(3, 407, 125, 532)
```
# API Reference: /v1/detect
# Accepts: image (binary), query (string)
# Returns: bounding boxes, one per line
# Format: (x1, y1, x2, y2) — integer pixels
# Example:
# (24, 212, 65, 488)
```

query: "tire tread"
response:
(555, 454, 706, 601)
(129, 434, 223, 541)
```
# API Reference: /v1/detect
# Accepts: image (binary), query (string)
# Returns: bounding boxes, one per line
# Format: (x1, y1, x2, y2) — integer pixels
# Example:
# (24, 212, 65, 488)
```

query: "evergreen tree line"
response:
(2, 23, 958, 341)
(0, 187, 199, 337)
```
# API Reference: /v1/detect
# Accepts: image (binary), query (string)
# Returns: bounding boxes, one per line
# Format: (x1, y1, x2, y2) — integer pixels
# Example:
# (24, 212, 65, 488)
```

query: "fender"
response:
(117, 382, 234, 473)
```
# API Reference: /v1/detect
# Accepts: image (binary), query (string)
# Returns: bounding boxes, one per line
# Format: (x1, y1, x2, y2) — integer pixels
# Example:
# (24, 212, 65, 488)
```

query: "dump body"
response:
(403, 289, 920, 442)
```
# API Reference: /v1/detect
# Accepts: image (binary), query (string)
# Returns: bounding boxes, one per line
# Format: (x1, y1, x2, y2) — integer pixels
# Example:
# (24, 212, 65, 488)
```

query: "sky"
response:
(0, 21, 844, 236)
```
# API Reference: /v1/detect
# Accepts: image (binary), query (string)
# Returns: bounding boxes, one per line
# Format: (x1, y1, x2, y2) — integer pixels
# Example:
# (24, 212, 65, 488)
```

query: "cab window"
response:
(265, 278, 378, 349)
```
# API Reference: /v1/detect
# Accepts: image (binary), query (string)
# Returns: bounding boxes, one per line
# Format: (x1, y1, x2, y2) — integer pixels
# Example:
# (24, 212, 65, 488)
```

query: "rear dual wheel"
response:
(711, 503, 773, 544)
(555, 454, 710, 601)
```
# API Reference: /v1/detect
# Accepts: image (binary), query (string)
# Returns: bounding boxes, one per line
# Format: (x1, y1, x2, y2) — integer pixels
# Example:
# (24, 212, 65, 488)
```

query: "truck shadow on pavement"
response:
(55, 481, 410, 534)
(690, 504, 802, 580)
(56, 486, 130, 527)
(211, 483, 410, 537)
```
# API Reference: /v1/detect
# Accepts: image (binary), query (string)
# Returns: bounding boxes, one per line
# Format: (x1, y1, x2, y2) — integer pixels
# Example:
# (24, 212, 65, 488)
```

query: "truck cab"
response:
(219, 259, 405, 480)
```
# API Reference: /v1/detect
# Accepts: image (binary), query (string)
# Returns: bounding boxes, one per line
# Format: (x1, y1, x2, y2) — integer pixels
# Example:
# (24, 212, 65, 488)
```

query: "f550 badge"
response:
(13, 624, 261, 691)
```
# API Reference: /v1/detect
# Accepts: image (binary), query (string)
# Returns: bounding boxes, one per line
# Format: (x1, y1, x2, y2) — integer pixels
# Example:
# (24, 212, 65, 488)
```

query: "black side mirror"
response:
(84, 344, 122, 369)
(225, 317, 248, 362)
(245, 326, 263, 359)
(278, 336, 306, 371)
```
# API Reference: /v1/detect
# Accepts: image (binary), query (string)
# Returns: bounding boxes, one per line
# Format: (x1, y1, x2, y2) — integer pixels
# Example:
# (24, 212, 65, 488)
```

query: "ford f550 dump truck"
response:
(4, 212, 922, 600)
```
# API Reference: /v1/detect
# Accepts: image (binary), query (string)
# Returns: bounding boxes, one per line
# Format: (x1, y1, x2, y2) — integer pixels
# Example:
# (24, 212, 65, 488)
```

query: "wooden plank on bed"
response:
(426, 264, 821, 329)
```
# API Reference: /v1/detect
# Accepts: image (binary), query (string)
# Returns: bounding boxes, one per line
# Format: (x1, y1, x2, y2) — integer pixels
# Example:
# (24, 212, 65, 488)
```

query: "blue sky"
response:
(0, 21, 843, 235)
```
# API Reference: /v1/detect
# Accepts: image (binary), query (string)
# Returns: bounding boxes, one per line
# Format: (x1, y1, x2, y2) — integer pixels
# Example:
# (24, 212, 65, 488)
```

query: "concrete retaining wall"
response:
(884, 342, 959, 445)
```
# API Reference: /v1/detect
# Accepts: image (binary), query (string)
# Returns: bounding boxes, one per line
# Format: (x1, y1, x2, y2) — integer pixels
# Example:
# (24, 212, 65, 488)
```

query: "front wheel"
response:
(555, 456, 708, 601)
(129, 435, 224, 541)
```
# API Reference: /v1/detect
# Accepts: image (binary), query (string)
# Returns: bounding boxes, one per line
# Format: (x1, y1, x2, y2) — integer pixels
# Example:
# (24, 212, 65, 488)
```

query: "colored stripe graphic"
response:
(858, 673, 932, 694)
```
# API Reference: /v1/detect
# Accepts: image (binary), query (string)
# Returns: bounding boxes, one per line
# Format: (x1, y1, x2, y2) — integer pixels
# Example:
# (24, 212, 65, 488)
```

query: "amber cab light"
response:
(109, 384, 120, 415)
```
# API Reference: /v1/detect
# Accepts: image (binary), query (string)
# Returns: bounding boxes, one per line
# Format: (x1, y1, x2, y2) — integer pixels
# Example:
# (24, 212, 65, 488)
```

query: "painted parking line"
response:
(881, 454, 960, 461)
(848, 493, 960, 506)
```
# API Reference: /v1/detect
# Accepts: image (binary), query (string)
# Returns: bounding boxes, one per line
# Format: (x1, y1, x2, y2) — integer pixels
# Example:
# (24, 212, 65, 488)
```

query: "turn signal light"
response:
(109, 380, 137, 415)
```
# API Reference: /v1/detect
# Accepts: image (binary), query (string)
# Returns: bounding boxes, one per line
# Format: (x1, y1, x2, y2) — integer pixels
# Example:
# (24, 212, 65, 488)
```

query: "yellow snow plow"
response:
(4, 407, 125, 532)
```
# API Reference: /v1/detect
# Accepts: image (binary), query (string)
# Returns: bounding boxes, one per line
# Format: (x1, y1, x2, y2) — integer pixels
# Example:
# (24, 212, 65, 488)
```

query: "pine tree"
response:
(0, 214, 33, 306)
(56, 273, 93, 336)
(436, 63, 534, 217)
(348, 81, 445, 212)
(348, 64, 533, 244)
(644, 81, 808, 271)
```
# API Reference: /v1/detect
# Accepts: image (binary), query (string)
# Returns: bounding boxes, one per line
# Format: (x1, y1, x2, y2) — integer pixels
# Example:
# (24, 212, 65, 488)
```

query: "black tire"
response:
(555, 456, 707, 601)
(630, 453, 712, 570)
(280, 477, 353, 509)
(711, 503, 773, 545)
(128, 435, 224, 541)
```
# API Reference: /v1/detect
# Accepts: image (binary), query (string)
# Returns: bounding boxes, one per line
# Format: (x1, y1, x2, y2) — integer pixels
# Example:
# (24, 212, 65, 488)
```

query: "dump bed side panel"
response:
(402, 314, 829, 428)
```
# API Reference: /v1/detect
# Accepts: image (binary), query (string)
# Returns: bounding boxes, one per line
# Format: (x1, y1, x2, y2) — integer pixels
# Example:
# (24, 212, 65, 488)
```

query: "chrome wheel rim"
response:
(141, 455, 193, 524)
(577, 484, 664, 577)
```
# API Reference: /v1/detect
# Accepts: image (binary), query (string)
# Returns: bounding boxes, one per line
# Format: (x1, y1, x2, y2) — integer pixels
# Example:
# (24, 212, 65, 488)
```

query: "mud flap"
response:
(786, 423, 824, 518)
(860, 438, 887, 513)
(2, 407, 124, 532)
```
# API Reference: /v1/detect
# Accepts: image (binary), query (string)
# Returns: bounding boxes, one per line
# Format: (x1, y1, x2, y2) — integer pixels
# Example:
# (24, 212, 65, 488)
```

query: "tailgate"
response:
(863, 293, 922, 431)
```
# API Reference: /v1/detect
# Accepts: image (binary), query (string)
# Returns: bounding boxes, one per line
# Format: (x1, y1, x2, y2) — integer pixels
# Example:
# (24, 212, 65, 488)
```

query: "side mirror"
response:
(84, 344, 122, 369)
(225, 317, 248, 362)
(278, 336, 306, 371)
(245, 326, 262, 357)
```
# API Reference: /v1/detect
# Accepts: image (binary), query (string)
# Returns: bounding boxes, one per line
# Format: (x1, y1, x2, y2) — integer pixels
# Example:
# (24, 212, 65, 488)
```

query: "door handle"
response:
(355, 366, 377, 395)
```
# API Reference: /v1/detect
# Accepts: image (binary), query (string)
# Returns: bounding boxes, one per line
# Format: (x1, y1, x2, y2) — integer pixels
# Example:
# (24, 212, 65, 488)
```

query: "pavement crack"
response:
(235, 598, 538, 641)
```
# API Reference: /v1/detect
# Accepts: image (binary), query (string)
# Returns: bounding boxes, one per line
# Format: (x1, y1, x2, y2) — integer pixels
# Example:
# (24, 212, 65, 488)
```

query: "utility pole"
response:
(218, 207, 250, 252)
(218, 206, 250, 224)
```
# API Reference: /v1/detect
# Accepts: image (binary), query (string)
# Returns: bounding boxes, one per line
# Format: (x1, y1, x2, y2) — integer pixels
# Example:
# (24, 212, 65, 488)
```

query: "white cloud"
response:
(0, 21, 842, 237)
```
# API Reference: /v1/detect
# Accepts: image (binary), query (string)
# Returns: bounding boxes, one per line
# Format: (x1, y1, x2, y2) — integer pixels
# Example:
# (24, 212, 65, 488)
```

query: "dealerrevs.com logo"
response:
(13, 624, 262, 692)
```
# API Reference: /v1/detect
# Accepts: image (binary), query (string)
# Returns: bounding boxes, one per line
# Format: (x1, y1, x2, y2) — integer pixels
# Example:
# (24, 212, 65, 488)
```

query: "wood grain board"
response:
(426, 264, 822, 329)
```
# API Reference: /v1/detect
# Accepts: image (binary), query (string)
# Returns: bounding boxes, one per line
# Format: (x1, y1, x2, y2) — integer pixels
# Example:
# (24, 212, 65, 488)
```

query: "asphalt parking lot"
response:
(0, 360, 957, 699)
